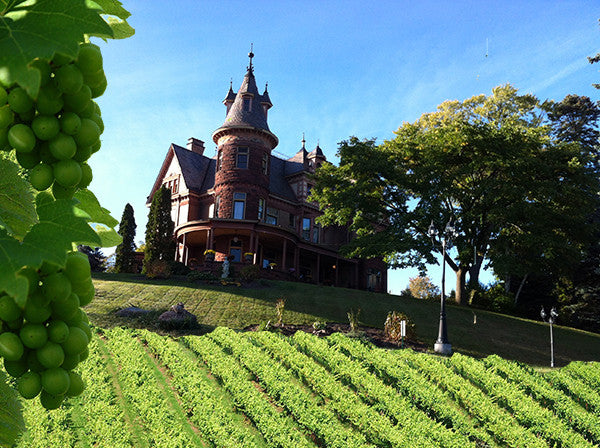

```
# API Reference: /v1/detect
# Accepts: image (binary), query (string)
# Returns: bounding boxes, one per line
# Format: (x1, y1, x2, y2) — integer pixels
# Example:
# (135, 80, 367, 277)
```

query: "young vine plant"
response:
(0, 0, 134, 437)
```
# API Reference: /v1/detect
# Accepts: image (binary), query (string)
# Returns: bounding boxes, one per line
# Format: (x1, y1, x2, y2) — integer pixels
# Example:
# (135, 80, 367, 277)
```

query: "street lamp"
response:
(540, 306, 558, 368)
(428, 219, 457, 355)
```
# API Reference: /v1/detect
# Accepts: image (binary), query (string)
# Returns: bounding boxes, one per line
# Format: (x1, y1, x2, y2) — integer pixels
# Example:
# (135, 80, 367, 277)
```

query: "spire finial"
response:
(264, 81, 268, 92)
(229, 78, 233, 89)
(302, 133, 306, 149)
(247, 43, 254, 72)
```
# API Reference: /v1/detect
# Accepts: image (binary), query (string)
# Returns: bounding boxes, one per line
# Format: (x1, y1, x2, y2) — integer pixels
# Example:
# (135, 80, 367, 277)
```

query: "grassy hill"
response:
(89, 273, 600, 367)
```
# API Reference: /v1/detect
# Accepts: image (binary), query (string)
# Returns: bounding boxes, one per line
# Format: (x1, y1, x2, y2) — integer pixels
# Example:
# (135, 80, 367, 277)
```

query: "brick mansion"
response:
(147, 52, 387, 292)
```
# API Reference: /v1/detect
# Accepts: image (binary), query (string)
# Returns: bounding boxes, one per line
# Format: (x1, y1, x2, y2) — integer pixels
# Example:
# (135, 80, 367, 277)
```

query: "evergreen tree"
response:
(115, 203, 137, 273)
(143, 185, 175, 273)
(78, 245, 107, 272)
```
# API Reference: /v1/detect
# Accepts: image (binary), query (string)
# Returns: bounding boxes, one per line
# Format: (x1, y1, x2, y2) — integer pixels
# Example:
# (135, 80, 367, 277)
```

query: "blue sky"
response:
(92, 1, 600, 294)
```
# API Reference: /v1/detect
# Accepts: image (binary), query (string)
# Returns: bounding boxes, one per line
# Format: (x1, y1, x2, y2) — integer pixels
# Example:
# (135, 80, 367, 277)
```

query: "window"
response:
(289, 214, 296, 228)
(217, 150, 223, 171)
(236, 147, 248, 169)
(312, 225, 320, 244)
(233, 192, 246, 219)
(266, 207, 278, 225)
(258, 198, 265, 221)
(262, 153, 269, 175)
(230, 239, 242, 262)
(172, 178, 178, 194)
(302, 218, 311, 240)
(214, 196, 220, 218)
(243, 97, 251, 112)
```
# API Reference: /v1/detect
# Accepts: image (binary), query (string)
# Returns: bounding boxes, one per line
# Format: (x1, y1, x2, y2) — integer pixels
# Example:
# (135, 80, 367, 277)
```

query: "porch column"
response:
(254, 234, 259, 265)
(316, 253, 320, 283)
(250, 231, 257, 264)
(207, 228, 214, 250)
(282, 239, 287, 270)
(183, 234, 189, 265)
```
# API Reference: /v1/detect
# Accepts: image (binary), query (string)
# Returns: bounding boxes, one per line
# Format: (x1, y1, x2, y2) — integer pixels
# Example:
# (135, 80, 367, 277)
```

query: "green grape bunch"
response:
(0, 251, 95, 410)
(0, 42, 106, 199)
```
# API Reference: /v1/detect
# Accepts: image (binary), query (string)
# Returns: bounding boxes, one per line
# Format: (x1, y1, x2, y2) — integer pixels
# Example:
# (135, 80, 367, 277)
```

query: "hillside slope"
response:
(89, 274, 600, 366)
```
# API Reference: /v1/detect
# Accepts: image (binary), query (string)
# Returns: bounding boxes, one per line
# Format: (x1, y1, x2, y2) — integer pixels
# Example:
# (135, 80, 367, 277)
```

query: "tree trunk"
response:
(514, 274, 528, 305)
(468, 256, 483, 289)
(455, 267, 467, 305)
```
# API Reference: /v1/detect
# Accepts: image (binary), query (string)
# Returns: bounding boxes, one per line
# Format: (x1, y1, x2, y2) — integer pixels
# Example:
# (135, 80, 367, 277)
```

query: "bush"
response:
(187, 271, 218, 283)
(144, 259, 171, 279)
(470, 284, 515, 314)
(169, 260, 191, 276)
(239, 264, 261, 283)
(275, 299, 285, 326)
(347, 309, 361, 333)
(384, 311, 416, 344)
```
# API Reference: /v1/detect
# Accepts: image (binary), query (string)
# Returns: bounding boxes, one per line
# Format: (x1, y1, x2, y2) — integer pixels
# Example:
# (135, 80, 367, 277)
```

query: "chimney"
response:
(187, 137, 205, 155)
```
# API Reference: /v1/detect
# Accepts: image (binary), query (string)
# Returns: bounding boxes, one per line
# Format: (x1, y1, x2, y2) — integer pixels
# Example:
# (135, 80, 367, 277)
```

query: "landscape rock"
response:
(158, 302, 198, 329)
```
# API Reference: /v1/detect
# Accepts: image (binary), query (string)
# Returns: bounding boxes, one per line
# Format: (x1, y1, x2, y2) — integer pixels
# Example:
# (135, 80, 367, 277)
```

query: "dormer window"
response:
(237, 147, 248, 169)
(243, 97, 251, 112)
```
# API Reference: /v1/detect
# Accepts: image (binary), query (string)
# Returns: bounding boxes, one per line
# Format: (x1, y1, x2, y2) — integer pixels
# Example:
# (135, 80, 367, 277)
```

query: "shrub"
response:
(169, 260, 191, 276)
(347, 309, 361, 333)
(470, 283, 515, 314)
(384, 311, 416, 344)
(187, 271, 218, 283)
(239, 264, 261, 283)
(275, 299, 285, 326)
(144, 259, 171, 279)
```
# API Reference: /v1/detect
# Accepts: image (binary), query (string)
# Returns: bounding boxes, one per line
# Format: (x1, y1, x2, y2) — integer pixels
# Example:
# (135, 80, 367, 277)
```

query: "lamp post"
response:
(540, 306, 558, 368)
(428, 219, 457, 355)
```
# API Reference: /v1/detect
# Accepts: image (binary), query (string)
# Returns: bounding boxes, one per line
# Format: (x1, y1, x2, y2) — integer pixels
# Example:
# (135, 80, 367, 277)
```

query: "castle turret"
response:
(211, 49, 277, 221)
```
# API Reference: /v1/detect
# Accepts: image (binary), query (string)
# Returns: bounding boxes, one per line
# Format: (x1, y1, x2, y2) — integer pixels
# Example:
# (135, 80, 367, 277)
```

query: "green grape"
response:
(0, 295, 21, 322)
(75, 320, 92, 342)
(90, 112, 104, 134)
(51, 292, 80, 321)
(16, 150, 41, 169)
(79, 101, 95, 119)
(52, 52, 74, 67)
(73, 145, 92, 162)
(31, 59, 51, 87)
(0, 86, 7, 105)
(60, 353, 79, 370)
(62, 327, 88, 355)
(4, 357, 28, 378)
(29, 163, 54, 191)
(82, 69, 105, 89)
(63, 84, 91, 113)
(90, 76, 107, 98)
(23, 300, 51, 324)
(42, 272, 72, 303)
(76, 43, 102, 74)
(18, 372, 42, 399)
(19, 108, 36, 122)
(49, 132, 77, 160)
(27, 350, 45, 372)
(36, 85, 64, 115)
(8, 87, 34, 114)
(78, 345, 89, 362)
(74, 282, 94, 307)
(0, 128, 9, 151)
(41, 367, 70, 395)
(66, 371, 84, 397)
(51, 182, 76, 200)
(0, 332, 24, 361)
(39, 260, 60, 276)
(47, 320, 69, 344)
(53, 159, 82, 188)
(78, 162, 93, 188)
(17, 267, 40, 291)
(74, 118, 100, 147)
(90, 139, 101, 154)
(36, 341, 65, 368)
(32, 115, 60, 140)
(20, 324, 48, 349)
(29, 288, 50, 307)
(0, 104, 15, 128)
(59, 111, 81, 135)
(40, 390, 64, 410)
(6, 317, 23, 330)
(38, 141, 58, 165)
(55, 64, 83, 95)
(8, 123, 36, 153)
(65, 251, 91, 282)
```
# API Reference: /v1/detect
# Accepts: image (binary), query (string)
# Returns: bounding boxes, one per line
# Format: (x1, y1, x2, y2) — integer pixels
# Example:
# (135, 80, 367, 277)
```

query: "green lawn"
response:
(89, 273, 600, 367)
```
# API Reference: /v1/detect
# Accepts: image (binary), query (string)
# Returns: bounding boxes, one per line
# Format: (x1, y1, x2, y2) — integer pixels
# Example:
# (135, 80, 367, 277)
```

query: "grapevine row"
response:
(483, 354, 600, 444)
(249, 329, 430, 448)
(545, 368, 600, 417)
(449, 353, 595, 448)
(102, 328, 204, 448)
(292, 330, 473, 448)
(563, 361, 600, 391)
(138, 329, 265, 448)
(393, 349, 547, 447)
(181, 333, 317, 448)
(326, 332, 495, 447)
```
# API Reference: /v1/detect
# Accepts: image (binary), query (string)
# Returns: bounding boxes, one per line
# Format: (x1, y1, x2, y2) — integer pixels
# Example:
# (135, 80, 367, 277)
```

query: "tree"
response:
(114, 203, 137, 273)
(312, 85, 598, 305)
(408, 276, 440, 300)
(589, 19, 600, 89)
(78, 246, 107, 272)
(143, 185, 175, 273)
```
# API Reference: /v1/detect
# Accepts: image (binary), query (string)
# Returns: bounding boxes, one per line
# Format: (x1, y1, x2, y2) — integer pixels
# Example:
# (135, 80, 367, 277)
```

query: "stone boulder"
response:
(158, 302, 197, 330)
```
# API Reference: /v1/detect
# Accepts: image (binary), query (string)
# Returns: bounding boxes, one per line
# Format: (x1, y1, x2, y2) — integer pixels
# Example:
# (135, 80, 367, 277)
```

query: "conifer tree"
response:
(143, 185, 175, 273)
(115, 203, 137, 273)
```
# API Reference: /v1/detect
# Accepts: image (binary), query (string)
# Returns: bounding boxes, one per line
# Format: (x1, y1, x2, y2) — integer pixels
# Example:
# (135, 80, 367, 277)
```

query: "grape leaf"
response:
(94, 223, 122, 247)
(74, 188, 119, 228)
(101, 16, 135, 40)
(92, 0, 131, 19)
(0, 157, 37, 239)
(0, 228, 34, 306)
(0, 370, 25, 448)
(0, 0, 113, 97)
